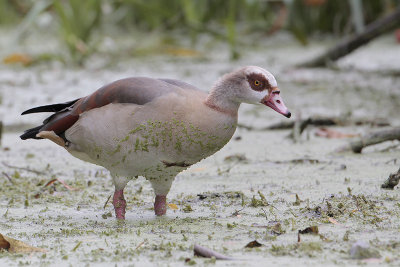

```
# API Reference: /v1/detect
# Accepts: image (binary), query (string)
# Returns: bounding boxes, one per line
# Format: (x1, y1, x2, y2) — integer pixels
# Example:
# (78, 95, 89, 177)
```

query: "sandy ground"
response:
(1, 31, 400, 266)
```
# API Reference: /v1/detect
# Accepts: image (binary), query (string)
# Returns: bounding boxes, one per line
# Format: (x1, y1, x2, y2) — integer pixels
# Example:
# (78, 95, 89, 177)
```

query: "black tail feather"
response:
(20, 125, 44, 140)
(21, 99, 78, 115)
(20, 99, 79, 140)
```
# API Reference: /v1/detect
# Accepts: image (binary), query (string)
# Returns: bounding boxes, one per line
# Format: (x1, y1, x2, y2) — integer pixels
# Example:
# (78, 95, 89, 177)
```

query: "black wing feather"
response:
(21, 99, 79, 115)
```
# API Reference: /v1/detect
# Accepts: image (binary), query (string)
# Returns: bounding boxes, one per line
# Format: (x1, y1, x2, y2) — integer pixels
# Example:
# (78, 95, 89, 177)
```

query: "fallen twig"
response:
(34, 178, 79, 198)
(336, 128, 400, 153)
(381, 168, 400, 190)
(194, 244, 235, 260)
(270, 158, 322, 164)
(2, 172, 14, 185)
(231, 207, 244, 217)
(135, 240, 146, 250)
(239, 116, 389, 132)
(315, 128, 360, 139)
(44, 178, 79, 191)
(71, 241, 82, 252)
(273, 116, 340, 130)
(297, 6, 400, 67)
(103, 195, 112, 209)
(2, 161, 46, 175)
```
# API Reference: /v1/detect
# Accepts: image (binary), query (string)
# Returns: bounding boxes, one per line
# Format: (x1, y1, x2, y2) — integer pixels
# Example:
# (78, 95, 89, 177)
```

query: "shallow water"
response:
(0, 31, 400, 266)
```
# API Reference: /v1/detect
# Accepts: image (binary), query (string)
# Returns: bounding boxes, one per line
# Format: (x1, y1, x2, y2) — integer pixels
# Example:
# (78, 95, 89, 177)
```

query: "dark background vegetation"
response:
(1, 0, 399, 64)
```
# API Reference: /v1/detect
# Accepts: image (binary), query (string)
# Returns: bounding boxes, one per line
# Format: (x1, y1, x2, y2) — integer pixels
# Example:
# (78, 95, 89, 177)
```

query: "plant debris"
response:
(298, 226, 319, 235)
(103, 195, 112, 209)
(2, 161, 46, 175)
(34, 178, 79, 198)
(183, 205, 193, 213)
(250, 191, 269, 207)
(168, 203, 179, 210)
(193, 244, 234, 260)
(337, 127, 400, 153)
(71, 241, 82, 252)
(315, 128, 359, 138)
(224, 153, 247, 162)
(240, 116, 390, 132)
(381, 168, 400, 189)
(270, 222, 285, 236)
(3, 53, 33, 66)
(293, 194, 301, 206)
(298, 226, 319, 242)
(135, 240, 146, 250)
(245, 240, 263, 248)
(0, 233, 46, 253)
(1, 172, 14, 185)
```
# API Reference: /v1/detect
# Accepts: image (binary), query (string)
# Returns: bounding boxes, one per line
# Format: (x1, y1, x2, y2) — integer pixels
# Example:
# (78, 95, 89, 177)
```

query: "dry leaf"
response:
(298, 226, 319, 242)
(315, 128, 359, 139)
(298, 226, 319, 235)
(168, 203, 178, 210)
(245, 240, 263, 248)
(3, 53, 33, 66)
(0, 233, 46, 253)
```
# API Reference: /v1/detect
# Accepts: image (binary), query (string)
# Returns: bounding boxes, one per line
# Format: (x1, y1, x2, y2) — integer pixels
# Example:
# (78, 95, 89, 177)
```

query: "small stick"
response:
(43, 178, 58, 187)
(135, 240, 146, 250)
(2, 161, 46, 175)
(337, 128, 400, 153)
(296, 6, 400, 67)
(103, 195, 111, 209)
(194, 244, 235, 260)
(71, 241, 82, 252)
(41, 178, 79, 192)
(240, 116, 388, 132)
(55, 178, 79, 191)
(2, 172, 14, 185)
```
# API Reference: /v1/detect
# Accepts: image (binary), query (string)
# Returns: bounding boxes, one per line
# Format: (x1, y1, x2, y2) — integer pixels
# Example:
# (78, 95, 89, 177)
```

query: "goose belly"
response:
(65, 103, 237, 177)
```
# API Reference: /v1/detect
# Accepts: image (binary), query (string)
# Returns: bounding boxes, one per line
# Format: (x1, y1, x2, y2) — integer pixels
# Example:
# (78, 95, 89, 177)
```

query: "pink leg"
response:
(154, 195, 167, 216)
(113, 189, 126, 220)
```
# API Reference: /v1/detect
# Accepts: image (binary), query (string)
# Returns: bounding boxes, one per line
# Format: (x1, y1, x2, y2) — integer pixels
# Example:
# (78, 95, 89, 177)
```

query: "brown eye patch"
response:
(247, 73, 270, 92)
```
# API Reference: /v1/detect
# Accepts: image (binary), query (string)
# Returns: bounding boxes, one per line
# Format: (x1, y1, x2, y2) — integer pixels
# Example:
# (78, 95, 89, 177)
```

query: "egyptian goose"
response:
(20, 66, 291, 219)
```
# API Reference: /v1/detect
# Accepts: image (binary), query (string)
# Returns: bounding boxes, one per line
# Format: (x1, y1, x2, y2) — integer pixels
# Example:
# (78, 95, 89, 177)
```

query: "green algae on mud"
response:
(1, 32, 400, 266)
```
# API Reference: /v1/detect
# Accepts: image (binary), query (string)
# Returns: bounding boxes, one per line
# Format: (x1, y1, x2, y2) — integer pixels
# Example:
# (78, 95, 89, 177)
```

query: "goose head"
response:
(208, 66, 291, 118)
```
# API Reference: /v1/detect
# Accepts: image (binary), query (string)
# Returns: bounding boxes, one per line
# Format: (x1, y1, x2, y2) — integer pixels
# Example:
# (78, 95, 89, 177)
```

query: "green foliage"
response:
(2, 0, 397, 64)
(287, 0, 397, 44)
(112, 0, 278, 59)
(54, 0, 102, 64)
(0, 0, 26, 24)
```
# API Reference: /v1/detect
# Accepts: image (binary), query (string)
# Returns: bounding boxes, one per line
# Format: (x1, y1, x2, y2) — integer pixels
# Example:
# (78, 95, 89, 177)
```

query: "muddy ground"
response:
(1, 31, 400, 266)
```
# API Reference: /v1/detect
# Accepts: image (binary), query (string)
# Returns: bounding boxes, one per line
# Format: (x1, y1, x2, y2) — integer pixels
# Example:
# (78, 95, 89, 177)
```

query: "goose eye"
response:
(254, 80, 260, 86)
